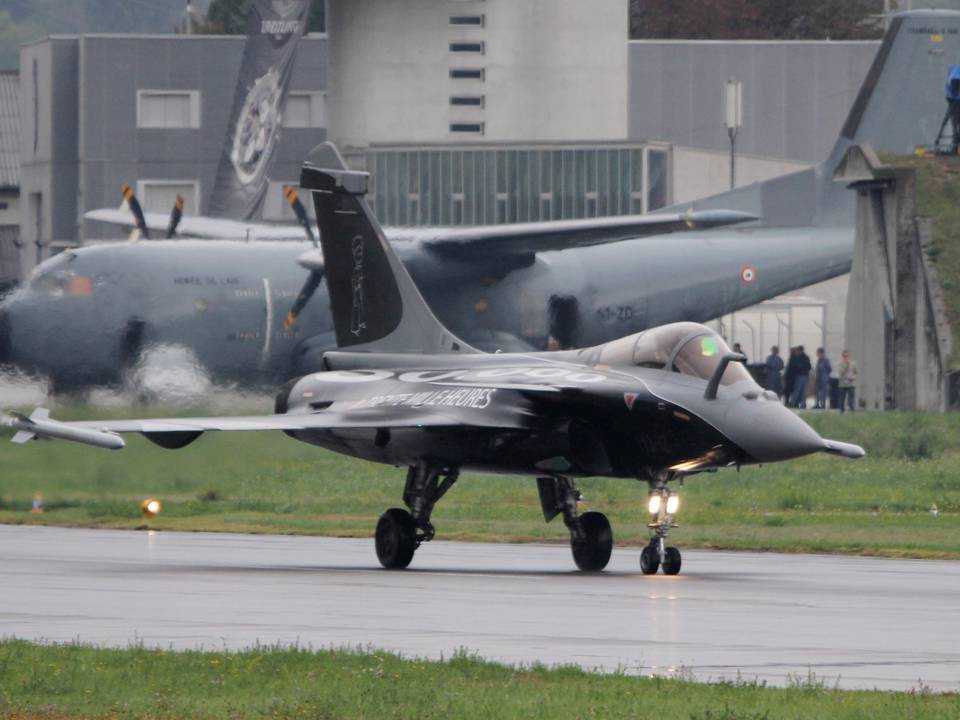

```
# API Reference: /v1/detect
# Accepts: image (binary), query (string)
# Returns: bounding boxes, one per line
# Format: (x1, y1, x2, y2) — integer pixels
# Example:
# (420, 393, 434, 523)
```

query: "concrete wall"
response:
(629, 40, 879, 164)
(671, 146, 810, 204)
(326, 0, 628, 148)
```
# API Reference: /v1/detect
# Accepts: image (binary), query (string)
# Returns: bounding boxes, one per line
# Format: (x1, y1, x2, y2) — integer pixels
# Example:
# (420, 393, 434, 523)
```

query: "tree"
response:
(198, 0, 324, 34)
(629, 0, 887, 41)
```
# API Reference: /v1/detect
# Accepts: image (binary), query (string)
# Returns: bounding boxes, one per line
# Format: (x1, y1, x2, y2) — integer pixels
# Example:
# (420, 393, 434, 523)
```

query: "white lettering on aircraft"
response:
(314, 368, 606, 385)
(364, 387, 496, 409)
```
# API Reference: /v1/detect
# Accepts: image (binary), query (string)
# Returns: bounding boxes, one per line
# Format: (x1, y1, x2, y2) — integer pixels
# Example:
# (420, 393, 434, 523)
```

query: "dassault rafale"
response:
(5, 143, 865, 574)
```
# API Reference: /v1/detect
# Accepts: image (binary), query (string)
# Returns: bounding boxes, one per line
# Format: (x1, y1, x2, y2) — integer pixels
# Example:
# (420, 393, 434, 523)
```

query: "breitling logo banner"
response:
(208, 0, 309, 220)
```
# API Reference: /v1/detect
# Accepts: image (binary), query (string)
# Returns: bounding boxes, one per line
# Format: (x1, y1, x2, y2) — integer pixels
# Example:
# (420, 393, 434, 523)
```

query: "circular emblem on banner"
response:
(230, 67, 283, 186)
(739, 265, 757, 285)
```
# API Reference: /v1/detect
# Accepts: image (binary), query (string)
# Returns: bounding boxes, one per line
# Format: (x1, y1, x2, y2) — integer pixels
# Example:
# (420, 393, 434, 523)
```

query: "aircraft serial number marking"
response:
(174, 276, 241, 286)
(595, 306, 634, 323)
(364, 387, 496, 409)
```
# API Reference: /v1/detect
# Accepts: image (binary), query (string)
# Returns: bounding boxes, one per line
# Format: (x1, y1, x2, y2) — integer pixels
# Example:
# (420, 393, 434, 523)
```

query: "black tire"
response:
(639, 544, 660, 575)
(662, 546, 682, 575)
(571, 511, 613, 571)
(375, 508, 417, 569)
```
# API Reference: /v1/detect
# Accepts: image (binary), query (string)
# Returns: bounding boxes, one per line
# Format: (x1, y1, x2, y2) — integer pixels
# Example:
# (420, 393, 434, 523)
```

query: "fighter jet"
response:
(5, 143, 864, 573)
(3, 8, 953, 393)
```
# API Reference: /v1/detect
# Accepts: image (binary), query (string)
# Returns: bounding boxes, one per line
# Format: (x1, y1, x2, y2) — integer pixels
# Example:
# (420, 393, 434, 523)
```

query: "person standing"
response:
(790, 345, 811, 409)
(837, 350, 858, 412)
(733, 343, 747, 365)
(783, 347, 798, 406)
(814, 348, 832, 409)
(764, 346, 784, 397)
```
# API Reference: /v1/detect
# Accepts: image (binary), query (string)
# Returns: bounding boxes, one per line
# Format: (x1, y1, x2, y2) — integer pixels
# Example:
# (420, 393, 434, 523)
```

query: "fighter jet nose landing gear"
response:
(641, 474, 682, 576)
(374, 461, 459, 570)
(537, 477, 613, 571)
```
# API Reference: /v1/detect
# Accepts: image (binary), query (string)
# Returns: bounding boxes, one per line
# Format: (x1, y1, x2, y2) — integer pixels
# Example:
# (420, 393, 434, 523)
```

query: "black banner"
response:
(208, 0, 310, 220)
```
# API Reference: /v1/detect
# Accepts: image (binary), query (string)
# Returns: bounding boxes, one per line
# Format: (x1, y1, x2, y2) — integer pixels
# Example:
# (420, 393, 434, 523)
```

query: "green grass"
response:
(0, 640, 957, 719)
(2, 406, 960, 558)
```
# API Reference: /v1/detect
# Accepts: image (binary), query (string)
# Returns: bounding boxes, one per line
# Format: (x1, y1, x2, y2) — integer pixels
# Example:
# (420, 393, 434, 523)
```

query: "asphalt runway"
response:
(3, 525, 958, 691)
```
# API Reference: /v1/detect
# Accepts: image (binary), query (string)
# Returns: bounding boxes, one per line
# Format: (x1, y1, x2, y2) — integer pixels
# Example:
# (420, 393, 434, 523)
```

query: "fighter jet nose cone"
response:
(736, 401, 825, 463)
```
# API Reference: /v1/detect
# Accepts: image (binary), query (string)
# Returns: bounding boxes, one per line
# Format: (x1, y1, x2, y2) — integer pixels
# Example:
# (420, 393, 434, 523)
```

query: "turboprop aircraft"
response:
(2, 8, 952, 393)
(5, 143, 865, 573)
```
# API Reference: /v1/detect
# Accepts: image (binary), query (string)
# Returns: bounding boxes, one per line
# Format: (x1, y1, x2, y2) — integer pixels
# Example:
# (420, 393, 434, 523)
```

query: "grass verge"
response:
(2, 408, 960, 558)
(1, 640, 957, 719)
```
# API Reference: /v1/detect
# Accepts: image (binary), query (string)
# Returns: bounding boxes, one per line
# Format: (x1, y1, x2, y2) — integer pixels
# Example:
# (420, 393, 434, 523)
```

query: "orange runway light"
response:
(141, 498, 162, 519)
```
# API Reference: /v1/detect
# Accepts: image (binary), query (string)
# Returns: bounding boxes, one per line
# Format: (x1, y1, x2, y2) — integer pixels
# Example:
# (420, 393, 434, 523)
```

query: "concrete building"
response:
(18, 33, 328, 260)
(0, 70, 19, 291)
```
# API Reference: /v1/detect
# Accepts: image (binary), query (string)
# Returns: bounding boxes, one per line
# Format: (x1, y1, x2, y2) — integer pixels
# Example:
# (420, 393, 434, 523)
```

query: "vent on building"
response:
(450, 68, 484, 80)
(449, 14, 484, 26)
(449, 41, 484, 53)
(450, 122, 484, 134)
(450, 95, 484, 107)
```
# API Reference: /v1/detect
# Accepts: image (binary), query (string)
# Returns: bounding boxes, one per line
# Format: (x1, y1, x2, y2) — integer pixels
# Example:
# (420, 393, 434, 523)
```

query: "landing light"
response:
(648, 495, 662, 514)
(666, 495, 680, 514)
(141, 498, 162, 518)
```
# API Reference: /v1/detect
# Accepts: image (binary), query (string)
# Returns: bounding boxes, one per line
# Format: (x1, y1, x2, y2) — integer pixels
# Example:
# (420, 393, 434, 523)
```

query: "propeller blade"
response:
(284, 185, 317, 247)
(285, 269, 323, 331)
(121, 183, 150, 240)
(166, 193, 184, 238)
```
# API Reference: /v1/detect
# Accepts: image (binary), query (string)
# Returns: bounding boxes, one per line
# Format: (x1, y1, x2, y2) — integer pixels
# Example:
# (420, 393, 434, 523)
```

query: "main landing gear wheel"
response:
(571, 511, 613, 571)
(639, 544, 659, 575)
(662, 546, 682, 575)
(375, 508, 417, 569)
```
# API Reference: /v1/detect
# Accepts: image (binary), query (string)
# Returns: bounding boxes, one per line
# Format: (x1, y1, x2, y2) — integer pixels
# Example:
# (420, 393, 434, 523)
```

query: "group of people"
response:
(761, 345, 858, 411)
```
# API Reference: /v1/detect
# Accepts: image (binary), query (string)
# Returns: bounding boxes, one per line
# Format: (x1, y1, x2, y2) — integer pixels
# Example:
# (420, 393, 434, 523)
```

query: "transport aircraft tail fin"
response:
(669, 9, 960, 228)
(300, 142, 478, 355)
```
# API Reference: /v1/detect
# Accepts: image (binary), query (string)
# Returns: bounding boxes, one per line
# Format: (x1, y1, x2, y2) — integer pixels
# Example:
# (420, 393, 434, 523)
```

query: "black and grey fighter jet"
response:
(5, 143, 864, 573)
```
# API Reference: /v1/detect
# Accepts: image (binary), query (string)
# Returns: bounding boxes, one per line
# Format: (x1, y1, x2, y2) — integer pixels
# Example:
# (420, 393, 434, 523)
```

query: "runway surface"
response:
(3, 525, 959, 691)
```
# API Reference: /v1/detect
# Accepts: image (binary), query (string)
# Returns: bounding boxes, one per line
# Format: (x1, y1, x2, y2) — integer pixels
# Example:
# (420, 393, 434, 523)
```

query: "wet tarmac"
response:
(2, 525, 958, 691)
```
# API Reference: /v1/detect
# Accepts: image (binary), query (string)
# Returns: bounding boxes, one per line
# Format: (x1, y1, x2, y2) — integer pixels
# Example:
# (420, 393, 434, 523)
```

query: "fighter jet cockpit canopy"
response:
(598, 322, 753, 386)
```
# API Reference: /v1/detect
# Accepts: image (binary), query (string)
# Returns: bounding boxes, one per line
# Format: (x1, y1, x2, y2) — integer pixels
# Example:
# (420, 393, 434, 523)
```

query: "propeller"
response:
(121, 183, 149, 240)
(283, 185, 324, 331)
(166, 193, 184, 238)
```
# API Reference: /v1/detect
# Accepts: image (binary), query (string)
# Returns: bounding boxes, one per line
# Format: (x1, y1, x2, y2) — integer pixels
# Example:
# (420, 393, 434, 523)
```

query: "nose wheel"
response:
(641, 475, 682, 575)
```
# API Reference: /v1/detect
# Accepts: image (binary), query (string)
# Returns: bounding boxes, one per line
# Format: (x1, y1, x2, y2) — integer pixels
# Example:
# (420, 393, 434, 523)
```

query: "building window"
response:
(450, 41, 484, 53)
(450, 68, 484, 80)
(137, 90, 200, 129)
(450, 122, 484, 134)
(449, 15, 484, 26)
(450, 95, 484, 107)
(136, 180, 199, 215)
(283, 92, 326, 128)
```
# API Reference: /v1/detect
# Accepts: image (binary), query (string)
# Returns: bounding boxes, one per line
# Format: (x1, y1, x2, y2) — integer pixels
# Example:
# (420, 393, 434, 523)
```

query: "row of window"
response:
(367, 146, 671, 227)
(448, 8, 485, 136)
(136, 90, 325, 130)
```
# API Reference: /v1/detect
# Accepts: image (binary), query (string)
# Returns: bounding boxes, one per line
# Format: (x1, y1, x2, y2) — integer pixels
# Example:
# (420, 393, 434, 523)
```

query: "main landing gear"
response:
(537, 477, 613, 571)
(375, 461, 459, 569)
(640, 473, 682, 576)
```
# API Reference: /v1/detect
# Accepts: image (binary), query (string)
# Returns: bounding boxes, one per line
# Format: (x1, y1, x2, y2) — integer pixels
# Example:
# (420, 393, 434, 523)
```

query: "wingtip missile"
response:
(8, 409, 126, 450)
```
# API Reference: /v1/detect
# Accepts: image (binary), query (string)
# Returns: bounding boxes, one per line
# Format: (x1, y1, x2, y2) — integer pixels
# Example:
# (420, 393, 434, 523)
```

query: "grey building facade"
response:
(0, 70, 19, 289)
(19, 33, 328, 258)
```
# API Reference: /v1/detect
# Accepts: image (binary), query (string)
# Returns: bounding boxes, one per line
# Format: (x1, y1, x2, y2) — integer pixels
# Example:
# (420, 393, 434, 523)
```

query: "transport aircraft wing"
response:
(84, 206, 758, 248)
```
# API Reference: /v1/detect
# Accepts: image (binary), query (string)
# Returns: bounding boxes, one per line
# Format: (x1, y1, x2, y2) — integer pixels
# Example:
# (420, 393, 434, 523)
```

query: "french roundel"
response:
(739, 265, 757, 285)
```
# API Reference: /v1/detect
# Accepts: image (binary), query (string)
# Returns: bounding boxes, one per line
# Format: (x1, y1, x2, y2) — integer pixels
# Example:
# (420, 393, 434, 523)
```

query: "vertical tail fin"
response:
(300, 142, 477, 354)
(833, 10, 960, 158)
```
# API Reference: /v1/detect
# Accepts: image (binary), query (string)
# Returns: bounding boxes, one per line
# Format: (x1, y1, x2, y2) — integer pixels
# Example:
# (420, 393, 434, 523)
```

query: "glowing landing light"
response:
(666, 495, 680, 514)
(648, 495, 662, 514)
(141, 498, 162, 518)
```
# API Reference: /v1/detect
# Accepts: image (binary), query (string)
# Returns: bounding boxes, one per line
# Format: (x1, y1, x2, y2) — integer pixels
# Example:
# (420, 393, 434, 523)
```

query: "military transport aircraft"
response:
(2, 9, 952, 394)
(5, 143, 865, 573)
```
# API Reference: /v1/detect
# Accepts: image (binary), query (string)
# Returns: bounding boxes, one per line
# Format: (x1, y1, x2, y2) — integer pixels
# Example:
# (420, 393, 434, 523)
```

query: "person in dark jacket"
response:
(764, 345, 784, 397)
(783, 347, 797, 407)
(789, 345, 811, 409)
